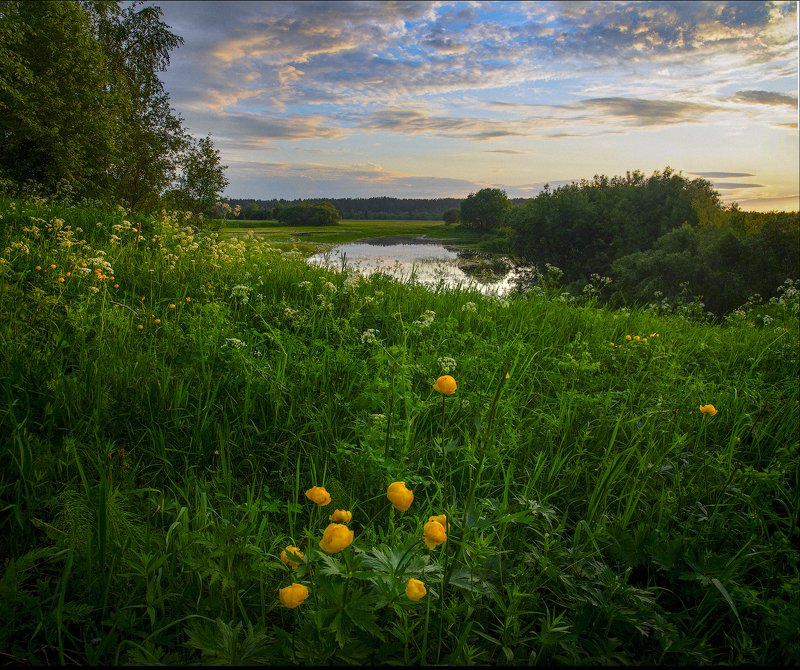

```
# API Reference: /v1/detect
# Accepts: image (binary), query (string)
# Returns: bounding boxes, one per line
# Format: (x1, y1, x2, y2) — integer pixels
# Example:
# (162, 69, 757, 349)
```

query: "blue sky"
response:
(150, 0, 798, 210)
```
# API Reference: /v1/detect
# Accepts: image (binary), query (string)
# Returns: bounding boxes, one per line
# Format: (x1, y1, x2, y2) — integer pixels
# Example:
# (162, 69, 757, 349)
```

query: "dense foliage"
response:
(0, 0, 227, 216)
(0, 195, 797, 666)
(460, 188, 513, 232)
(508, 169, 799, 318)
(274, 201, 342, 226)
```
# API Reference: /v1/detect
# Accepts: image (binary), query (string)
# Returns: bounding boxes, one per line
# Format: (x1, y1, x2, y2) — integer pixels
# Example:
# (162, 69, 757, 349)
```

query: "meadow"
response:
(0, 196, 798, 666)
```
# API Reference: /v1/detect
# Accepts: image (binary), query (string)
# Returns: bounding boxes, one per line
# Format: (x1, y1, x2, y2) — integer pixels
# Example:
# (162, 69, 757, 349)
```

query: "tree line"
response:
(228, 197, 468, 221)
(0, 0, 227, 217)
(457, 171, 799, 317)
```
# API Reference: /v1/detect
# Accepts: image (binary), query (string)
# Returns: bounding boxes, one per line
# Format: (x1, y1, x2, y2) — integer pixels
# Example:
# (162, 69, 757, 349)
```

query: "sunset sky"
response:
(149, 0, 799, 211)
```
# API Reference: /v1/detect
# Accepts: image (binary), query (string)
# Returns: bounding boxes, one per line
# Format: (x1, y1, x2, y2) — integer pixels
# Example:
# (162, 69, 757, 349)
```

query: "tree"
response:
(460, 188, 511, 232)
(276, 202, 341, 226)
(443, 208, 461, 225)
(164, 135, 229, 218)
(0, 0, 118, 198)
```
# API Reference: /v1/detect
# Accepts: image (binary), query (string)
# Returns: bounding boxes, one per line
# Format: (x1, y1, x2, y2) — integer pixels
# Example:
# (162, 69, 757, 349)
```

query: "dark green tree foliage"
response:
(163, 136, 229, 216)
(460, 187, 512, 231)
(0, 0, 117, 198)
(612, 211, 800, 316)
(0, 0, 227, 213)
(276, 201, 341, 226)
(442, 208, 461, 225)
(509, 168, 720, 281)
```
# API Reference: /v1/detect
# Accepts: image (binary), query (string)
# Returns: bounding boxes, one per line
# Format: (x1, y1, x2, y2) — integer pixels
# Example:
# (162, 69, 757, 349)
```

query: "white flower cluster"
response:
(462, 301, 477, 313)
(360, 328, 380, 345)
(437, 356, 456, 374)
(229, 284, 252, 304)
(413, 309, 436, 327)
(223, 338, 246, 350)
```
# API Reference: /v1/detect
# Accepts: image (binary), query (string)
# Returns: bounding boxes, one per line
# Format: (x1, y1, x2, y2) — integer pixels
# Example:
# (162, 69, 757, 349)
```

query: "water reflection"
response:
(307, 238, 522, 295)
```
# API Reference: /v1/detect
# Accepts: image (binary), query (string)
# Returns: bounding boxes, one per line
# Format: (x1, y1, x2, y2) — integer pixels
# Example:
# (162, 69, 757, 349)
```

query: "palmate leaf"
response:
(317, 552, 346, 577)
(343, 587, 385, 642)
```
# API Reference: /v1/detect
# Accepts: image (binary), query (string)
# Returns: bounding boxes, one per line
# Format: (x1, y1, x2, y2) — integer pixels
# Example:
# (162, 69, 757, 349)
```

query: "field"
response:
(0, 197, 798, 665)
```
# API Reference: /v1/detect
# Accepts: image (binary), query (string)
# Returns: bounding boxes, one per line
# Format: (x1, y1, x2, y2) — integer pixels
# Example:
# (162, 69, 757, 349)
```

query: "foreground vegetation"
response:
(1, 195, 798, 665)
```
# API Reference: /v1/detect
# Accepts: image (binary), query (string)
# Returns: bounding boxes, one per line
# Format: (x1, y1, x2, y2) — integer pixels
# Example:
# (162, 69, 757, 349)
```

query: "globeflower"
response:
(699, 404, 718, 416)
(319, 523, 354, 554)
(433, 375, 457, 395)
(329, 509, 352, 523)
(423, 518, 447, 550)
(280, 545, 304, 568)
(305, 486, 331, 506)
(387, 481, 414, 512)
(405, 578, 427, 601)
(279, 583, 309, 608)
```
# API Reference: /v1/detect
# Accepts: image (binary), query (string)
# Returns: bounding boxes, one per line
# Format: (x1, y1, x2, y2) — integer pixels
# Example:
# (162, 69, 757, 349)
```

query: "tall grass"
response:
(1, 195, 798, 665)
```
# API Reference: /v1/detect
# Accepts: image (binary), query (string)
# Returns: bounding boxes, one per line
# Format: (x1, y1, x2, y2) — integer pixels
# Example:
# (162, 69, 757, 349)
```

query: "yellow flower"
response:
(428, 514, 448, 529)
(169, 303, 176, 309)
(387, 481, 414, 512)
(136, 324, 143, 331)
(50, 264, 56, 269)
(35, 265, 41, 270)
(279, 582, 309, 608)
(423, 518, 447, 550)
(305, 486, 331, 506)
(405, 578, 427, 601)
(280, 545, 304, 568)
(185, 297, 191, 303)
(699, 404, 718, 416)
(609, 342, 615, 348)
(625, 335, 632, 341)
(329, 509, 352, 523)
(58, 277, 65, 283)
(433, 375, 457, 395)
(154, 318, 161, 324)
(319, 523, 354, 553)
(634, 335, 641, 341)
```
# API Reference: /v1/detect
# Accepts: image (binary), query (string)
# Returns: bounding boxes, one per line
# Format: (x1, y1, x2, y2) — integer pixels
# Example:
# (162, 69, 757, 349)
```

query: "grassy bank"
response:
(221, 218, 486, 251)
(1, 196, 798, 665)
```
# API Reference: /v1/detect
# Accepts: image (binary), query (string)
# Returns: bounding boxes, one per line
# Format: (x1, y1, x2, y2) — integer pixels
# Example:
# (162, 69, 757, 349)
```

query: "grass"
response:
(0, 195, 798, 666)
(220, 218, 486, 250)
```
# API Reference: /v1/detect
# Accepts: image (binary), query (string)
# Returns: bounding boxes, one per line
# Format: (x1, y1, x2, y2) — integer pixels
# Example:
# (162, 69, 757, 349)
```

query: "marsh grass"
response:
(0, 195, 798, 665)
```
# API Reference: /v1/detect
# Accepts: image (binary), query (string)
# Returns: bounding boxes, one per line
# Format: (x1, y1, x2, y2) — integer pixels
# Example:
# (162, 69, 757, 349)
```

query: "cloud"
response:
(222, 158, 480, 198)
(712, 182, 765, 189)
(579, 97, 723, 126)
(731, 90, 798, 106)
(689, 172, 756, 178)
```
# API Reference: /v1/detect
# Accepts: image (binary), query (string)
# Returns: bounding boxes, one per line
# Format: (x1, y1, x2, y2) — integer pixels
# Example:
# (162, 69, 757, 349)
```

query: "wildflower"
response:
(58, 277, 65, 283)
(50, 264, 56, 269)
(405, 578, 427, 601)
(387, 481, 414, 512)
(114, 284, 119, 289)
(140, 295, 145, 301)
(169, 303, 176, 309)
(185, 297, 191, 303)
(66, 272, 71, 277)
(634, 335, 641, 341)
(437, 356, 457, 374)
(329, 509, 352, 523)
(423, 518, 447, 550)
(88, 286, 99, 294)
(280, 545, 305, 568)
(136, 324, 143, 331)
(626, 335, 632, 341)
(154, 319, 161, 325)
(609, 342, 615, 348)
(433, 375, 457, 395)
(319, 523, 354, 553)
(305, 486, 332, 506)
(35, 265, 41, 271)
(699, 404, 718, 416)
(360, 329, 379, 345)
(279, 583, 309, 608)
(462, 301, 477, 313)
(428, 514, 448, 529)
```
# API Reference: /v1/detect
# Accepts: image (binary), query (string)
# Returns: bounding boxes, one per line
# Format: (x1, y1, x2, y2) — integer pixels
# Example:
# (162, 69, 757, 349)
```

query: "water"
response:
(307, 237, 522, 295)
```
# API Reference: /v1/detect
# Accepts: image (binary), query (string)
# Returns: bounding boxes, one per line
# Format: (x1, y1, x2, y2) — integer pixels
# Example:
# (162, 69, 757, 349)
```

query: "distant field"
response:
(221, 218, 484, 250)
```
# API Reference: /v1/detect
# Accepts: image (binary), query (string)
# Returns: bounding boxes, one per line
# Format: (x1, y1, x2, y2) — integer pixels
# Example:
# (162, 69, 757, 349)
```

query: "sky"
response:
(148, 0, 799, 211)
